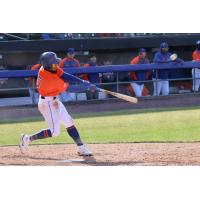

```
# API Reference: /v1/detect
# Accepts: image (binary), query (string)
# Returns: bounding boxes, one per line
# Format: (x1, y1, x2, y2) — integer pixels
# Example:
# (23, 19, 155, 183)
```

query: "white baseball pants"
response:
(192, 68, 200, 92)
(153, 78, 169, 96)
(38, 96, 74, 136)
(130, 82, 144, 97)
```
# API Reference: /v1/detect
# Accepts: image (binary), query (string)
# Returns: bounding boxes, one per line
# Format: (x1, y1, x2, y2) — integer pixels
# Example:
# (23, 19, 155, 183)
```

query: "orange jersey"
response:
(31, 63, 42, 70)
(82, 63, 90, 81)
(192, 50, 200, 61)
(29, 63, 42, 86)
(130, 56, 149, 80)
(37, 67, 69, 96)
(59, 57, 80, 68)
(130, 56, 140, 80)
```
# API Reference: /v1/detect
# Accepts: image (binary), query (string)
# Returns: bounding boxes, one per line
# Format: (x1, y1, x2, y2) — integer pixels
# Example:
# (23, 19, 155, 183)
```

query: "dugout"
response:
(0, 33, 200, 99)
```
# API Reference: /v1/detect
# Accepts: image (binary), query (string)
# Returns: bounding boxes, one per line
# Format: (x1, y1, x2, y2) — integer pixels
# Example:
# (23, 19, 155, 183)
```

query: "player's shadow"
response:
(82, 156, 97, 164)
(82, 156, 145, 166)
(25, 155, 63, 161)
(3, 155, 146, 166)
(3, 154, 62, 161)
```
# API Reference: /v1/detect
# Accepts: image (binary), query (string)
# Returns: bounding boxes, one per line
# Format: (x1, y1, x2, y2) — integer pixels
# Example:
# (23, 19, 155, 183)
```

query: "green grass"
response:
(1, 106, 200, 146)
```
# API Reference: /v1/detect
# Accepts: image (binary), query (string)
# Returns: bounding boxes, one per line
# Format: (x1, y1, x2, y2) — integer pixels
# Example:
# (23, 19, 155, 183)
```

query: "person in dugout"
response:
(59, 48, 80, 68)
(192, 40, 200, 92)
(28, 62, 42, 104)
(130, 48, 150, 97)
(152, 42, 171, 96)
(82, 54, 101, 100)
(59, 48, 80, 101)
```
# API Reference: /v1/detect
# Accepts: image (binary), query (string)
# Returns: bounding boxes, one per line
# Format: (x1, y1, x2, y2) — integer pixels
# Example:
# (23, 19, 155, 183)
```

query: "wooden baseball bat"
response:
(98, 88, 138, 104)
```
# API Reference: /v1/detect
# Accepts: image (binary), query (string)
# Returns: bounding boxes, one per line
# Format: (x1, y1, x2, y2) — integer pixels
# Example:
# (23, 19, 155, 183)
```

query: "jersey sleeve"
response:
(31, 64, 42, 70)
(59, 58, 66, 68)
(75, 59, 80, 67)
(192, 51, 200, 60)
(61, 72, 86, 84)
(56, 67, 64, 77)
(130, 56, 139, 64)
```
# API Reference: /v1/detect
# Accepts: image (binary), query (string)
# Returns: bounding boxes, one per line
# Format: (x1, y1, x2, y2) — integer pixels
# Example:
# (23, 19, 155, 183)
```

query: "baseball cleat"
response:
(77, 144, 93, 156)
(19, 134, 30, 154)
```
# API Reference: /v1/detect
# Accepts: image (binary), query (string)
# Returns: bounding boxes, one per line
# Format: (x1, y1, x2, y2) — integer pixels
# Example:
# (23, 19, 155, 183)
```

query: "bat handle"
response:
(96, 87, 104, 92)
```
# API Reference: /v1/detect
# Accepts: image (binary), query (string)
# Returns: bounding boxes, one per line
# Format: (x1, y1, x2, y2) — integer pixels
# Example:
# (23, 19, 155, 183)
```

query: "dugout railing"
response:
(0, 61, 200, 106)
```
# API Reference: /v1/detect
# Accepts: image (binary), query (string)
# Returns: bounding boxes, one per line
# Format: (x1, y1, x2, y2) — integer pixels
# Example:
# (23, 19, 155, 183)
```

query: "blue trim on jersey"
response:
(48, 102, 54, 134)
(61, 72, 85, 84)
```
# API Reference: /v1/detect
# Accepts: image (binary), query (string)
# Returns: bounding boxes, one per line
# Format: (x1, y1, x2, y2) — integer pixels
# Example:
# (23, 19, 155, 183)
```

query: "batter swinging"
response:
(19, 52, 96, 156)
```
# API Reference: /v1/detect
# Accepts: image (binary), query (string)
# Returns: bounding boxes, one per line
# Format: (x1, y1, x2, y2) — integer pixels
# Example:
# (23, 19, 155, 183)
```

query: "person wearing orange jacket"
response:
(130, 48, 150, 97)
(59, 48, 80, 102)
(82, 54, 100, 100)
(59, 48, 80, 68)
(28, 62, 42, 104)
(192, 40, 200, 92)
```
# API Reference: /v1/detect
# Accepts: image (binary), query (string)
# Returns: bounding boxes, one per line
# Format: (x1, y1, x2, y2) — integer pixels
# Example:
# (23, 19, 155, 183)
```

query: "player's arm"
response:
(60, 71, 96, 92)
(61, 71, 88, 84)
(153, 53, 171, 63)
(59, 58, 65, 68)
(75, 59, 81, 67)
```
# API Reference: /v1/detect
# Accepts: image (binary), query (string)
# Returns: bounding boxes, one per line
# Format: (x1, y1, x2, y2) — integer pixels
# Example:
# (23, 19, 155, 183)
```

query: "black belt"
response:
(41, 96, 56, 100)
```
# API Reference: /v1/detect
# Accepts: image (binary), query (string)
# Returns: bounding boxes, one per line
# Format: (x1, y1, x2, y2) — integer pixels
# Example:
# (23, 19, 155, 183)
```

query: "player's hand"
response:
(170, 53, 178, 61)
(89, 84, 97, 92)
(83, 81, 96, 92)
(83, 80, 90, 87)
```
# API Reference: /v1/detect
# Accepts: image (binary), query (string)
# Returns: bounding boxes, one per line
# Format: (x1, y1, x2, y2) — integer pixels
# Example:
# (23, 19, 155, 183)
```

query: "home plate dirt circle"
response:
(57, 159, 85, 163)
(1, 143, 200, 166)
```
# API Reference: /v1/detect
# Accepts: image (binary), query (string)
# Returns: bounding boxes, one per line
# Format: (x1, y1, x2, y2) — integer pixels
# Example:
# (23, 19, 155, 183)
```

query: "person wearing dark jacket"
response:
(59, 48, 80, 102)
(192, 40, 200, 92)
(82, 55, 100, 100)
(153, 42, 171, 96)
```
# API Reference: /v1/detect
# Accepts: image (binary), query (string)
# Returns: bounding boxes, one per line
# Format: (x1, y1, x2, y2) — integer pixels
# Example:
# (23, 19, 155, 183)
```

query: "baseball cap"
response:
(160, 42, 169, 49)
(67, 48, 75, 55)
(139, 48, 146, 53)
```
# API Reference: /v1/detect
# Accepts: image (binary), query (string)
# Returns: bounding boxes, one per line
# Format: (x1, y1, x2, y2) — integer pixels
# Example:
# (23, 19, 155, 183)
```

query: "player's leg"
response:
(196, 69, 200, 91)
(192, 79, 198, 92)
(192, 69, 200, 92)
(19, 98, 61, 153)
(193, 69, 200, 92)
(130, 82, 142, 97)
(161, 80, 169, 96)
(139, 84, 144, 97)
(93, 90, 99, 99)
(196, 78, 200, 92)
(59, 101, 92, 156)
(153, 78, 162, 96)
(192, 69, 197, 91)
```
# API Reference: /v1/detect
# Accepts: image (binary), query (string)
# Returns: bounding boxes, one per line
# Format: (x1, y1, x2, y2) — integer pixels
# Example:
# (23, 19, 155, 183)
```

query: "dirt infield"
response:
(1, 143, 200, 166)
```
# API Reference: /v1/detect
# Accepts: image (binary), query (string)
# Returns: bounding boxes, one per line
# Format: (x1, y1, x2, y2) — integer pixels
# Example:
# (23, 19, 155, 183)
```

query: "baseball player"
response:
(59, 48, 80, 102)
(192, 40, 200, 92)
(28, 62, 42, 104)
(59, 48, 80, 68)
(130, 48, 150, 97)
(152, 42, 171, 96)
(82, 54, 101, 100)
(19, 52, 96, 156)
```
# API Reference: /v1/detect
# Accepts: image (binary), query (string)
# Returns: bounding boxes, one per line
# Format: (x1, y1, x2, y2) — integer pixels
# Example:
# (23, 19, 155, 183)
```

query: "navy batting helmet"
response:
(40, 52, 60, 70)
(67, 48, 75, 55)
